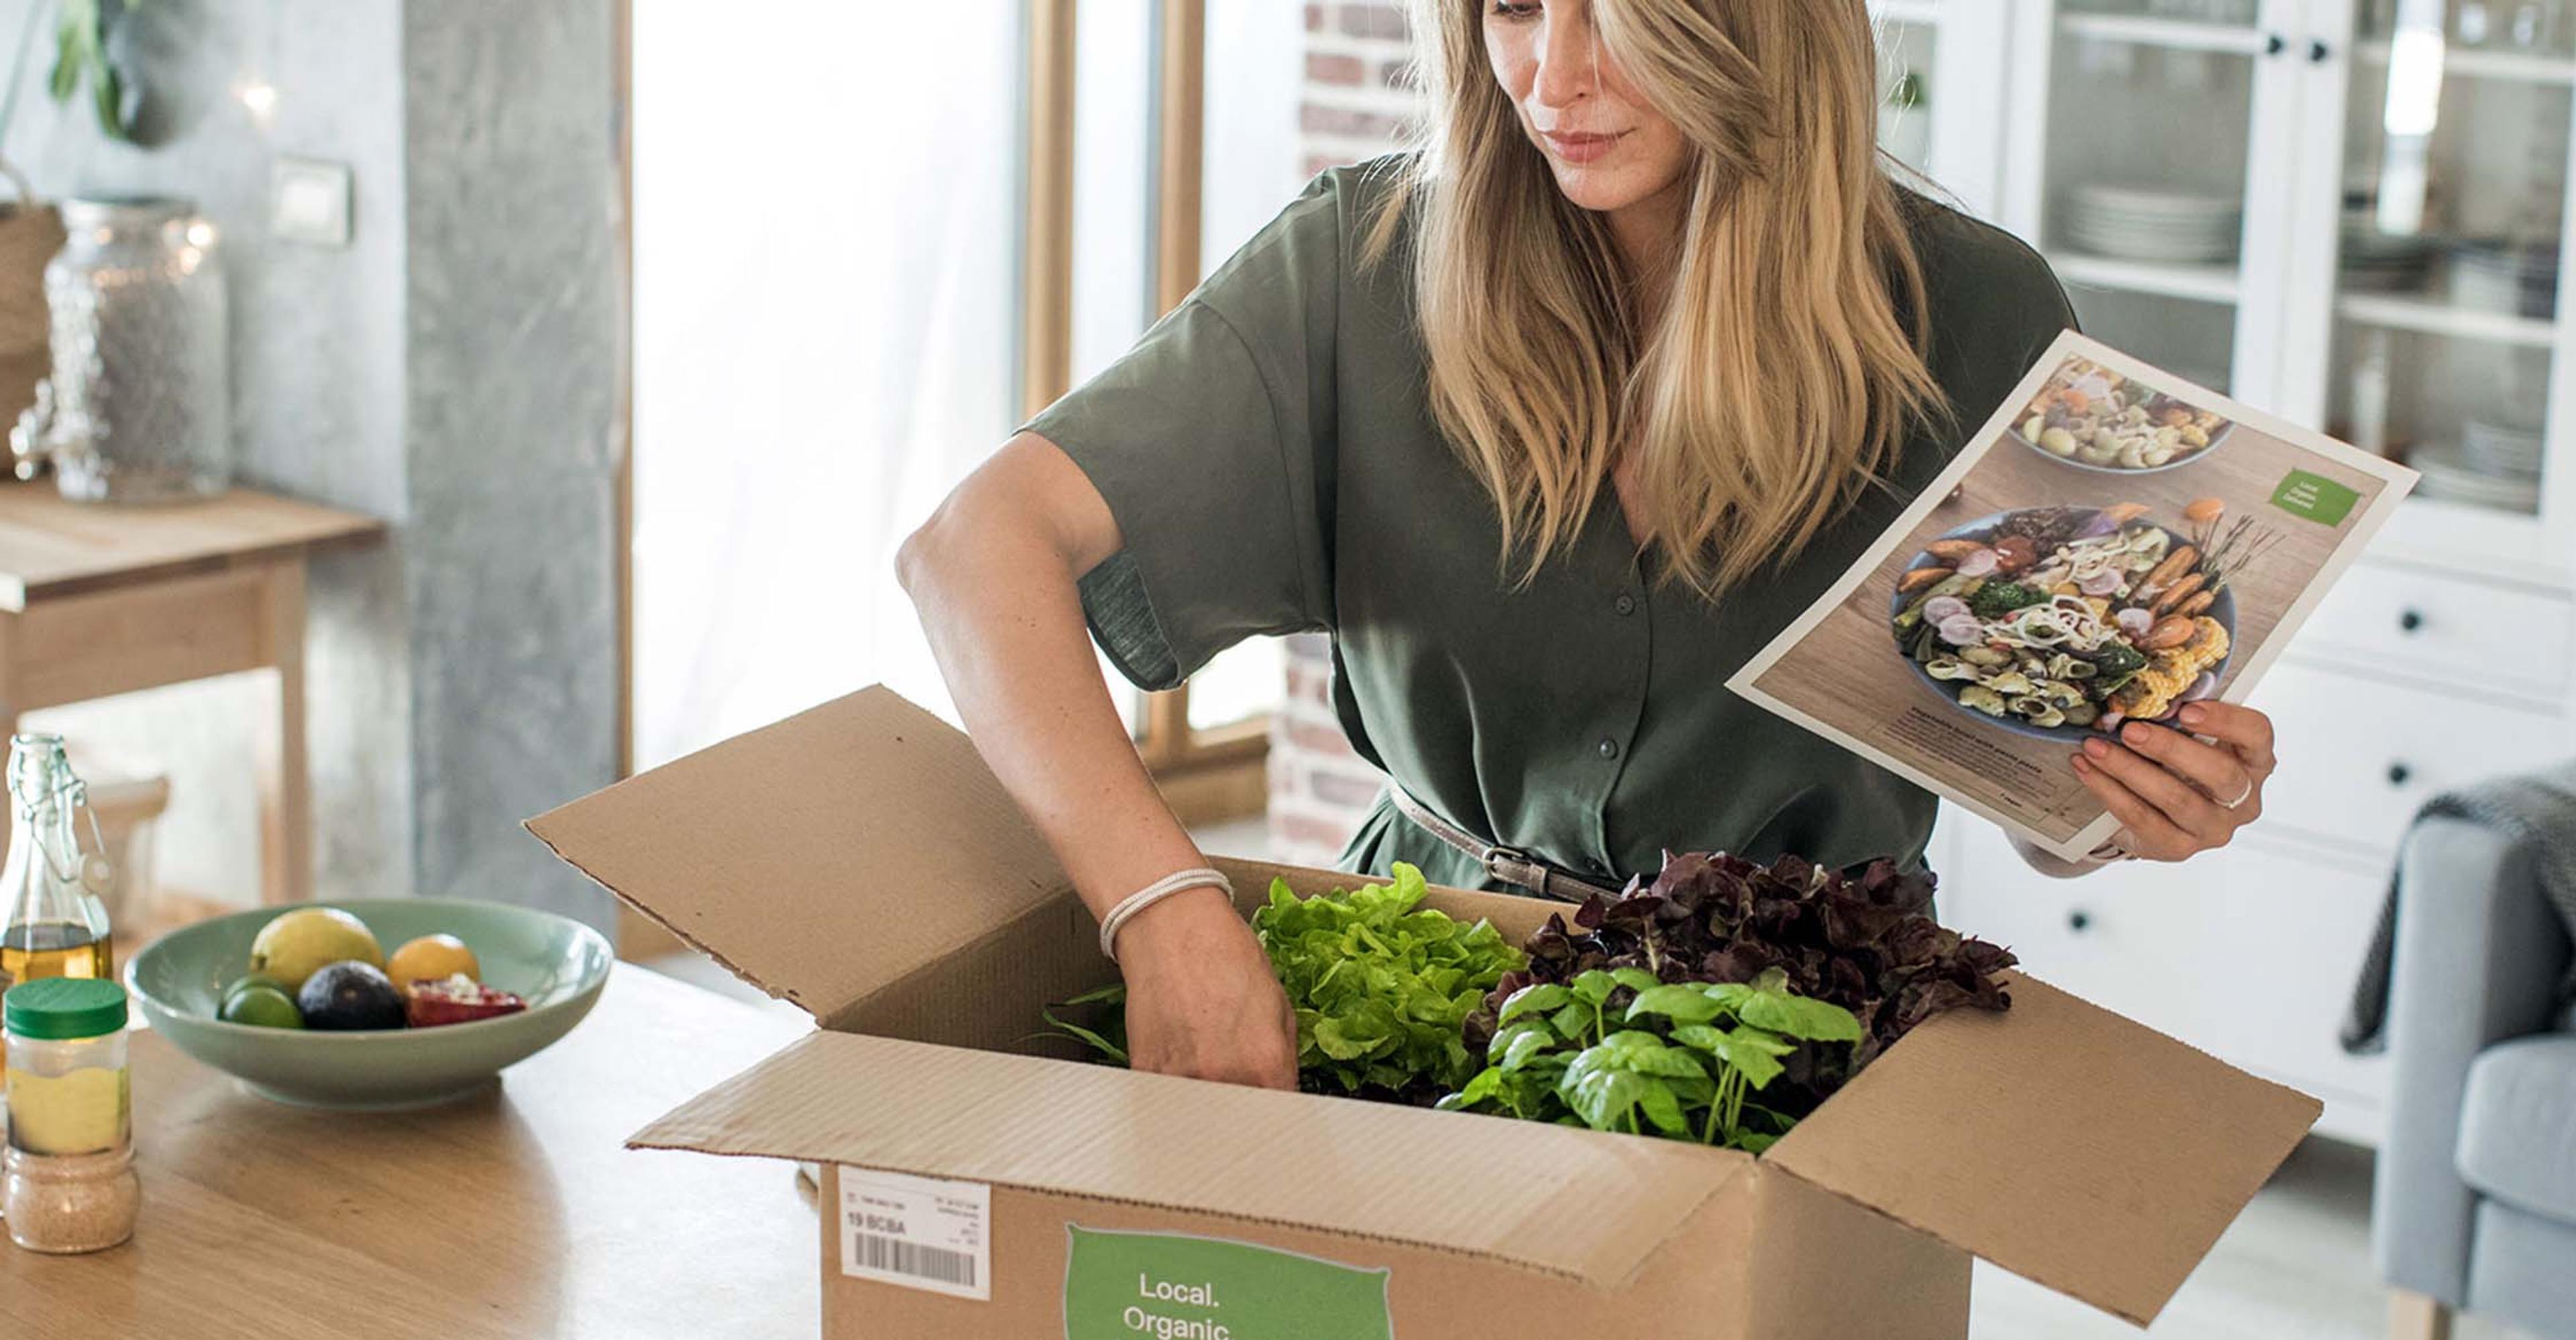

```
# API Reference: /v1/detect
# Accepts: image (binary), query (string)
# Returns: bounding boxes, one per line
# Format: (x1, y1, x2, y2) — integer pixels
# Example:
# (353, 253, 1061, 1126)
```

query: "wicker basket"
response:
(0, 164, 62, 474)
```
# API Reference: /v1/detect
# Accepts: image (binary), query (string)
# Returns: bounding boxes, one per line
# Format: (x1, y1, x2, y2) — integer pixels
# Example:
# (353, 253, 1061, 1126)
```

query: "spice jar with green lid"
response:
(3, 975, 137, 1252)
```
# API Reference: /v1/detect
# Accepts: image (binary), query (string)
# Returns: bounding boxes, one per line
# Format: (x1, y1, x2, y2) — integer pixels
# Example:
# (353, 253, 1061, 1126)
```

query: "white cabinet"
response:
(1933, 815, 2397, 1143)
(1923, 0, 2576, 1147)
(1999, 0, 2576, 572)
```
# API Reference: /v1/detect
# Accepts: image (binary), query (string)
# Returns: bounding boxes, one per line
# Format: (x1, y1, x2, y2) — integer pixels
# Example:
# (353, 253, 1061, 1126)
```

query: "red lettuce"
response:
(1474, 852, 2016, 1119)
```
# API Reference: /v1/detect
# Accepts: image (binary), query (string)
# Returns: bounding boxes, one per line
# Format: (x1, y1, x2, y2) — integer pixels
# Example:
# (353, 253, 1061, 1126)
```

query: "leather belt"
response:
(1387, 784, 1627, 905)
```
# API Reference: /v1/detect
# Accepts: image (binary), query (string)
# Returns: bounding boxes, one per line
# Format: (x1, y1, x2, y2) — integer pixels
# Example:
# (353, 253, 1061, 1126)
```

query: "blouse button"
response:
(1597, 738, 1621, 760)
(1613, 594, 1638, 617)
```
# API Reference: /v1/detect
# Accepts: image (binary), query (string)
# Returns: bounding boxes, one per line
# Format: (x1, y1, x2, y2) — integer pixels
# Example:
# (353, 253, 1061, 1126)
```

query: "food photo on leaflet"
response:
(1731, 331, 2416, 865)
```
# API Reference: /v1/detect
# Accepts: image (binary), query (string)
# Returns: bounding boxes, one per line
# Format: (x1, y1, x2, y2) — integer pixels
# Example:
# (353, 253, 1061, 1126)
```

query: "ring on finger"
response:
(2219, 777, 2255, 811)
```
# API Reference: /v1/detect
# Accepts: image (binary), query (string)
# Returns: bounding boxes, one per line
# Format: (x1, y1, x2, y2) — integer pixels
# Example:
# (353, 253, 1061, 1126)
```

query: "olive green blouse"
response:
(1024, 156, 2076, 895)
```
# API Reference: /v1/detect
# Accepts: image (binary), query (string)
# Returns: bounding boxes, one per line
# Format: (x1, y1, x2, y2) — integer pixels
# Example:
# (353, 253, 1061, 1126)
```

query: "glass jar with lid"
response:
(32, 195, 231, 503)
(3, 976, 137, 1252)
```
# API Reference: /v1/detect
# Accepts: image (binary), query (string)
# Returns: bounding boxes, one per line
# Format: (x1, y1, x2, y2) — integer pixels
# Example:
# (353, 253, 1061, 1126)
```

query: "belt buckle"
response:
(1483, 844, 1538, 880)
(1487, 845, 1581, 902)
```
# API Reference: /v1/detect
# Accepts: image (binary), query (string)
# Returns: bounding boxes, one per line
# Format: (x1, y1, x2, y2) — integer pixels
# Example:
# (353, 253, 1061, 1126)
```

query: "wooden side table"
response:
(0, 484, 383, 907)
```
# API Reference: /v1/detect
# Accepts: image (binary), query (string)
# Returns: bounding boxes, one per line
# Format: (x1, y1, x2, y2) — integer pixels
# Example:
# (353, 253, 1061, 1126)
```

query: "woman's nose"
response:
(1530, 6, 1597, 108)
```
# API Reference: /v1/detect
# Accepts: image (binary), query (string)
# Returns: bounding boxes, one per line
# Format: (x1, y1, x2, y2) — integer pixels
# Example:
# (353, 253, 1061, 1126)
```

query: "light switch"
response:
(271, 157, 352, 248)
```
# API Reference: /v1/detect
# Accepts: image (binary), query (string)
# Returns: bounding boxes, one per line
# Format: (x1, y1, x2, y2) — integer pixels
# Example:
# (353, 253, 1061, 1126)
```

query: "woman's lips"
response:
(1541, 129, 1627, 164)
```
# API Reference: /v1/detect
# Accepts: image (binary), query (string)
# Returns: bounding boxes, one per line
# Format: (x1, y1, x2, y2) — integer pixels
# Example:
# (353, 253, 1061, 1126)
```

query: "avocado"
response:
(297, 960, 407, 1031)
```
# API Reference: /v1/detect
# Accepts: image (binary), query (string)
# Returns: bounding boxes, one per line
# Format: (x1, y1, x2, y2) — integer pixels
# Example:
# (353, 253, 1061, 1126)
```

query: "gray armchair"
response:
(2375, 816, 2576, 1340)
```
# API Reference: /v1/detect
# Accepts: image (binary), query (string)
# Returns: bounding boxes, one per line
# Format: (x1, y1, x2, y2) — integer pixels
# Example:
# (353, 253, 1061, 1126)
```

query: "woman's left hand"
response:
(2070, 701, 2276, 862)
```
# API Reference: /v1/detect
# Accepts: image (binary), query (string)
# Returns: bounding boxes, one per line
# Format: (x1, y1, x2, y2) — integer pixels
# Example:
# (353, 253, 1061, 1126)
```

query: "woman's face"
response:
(1483, 0, 1690, 215)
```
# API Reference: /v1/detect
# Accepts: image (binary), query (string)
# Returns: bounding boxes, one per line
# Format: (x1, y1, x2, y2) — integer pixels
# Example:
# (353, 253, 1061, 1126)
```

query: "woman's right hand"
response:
(1114, 888, 1299, 1090)
(900, 434, 1296, 1090)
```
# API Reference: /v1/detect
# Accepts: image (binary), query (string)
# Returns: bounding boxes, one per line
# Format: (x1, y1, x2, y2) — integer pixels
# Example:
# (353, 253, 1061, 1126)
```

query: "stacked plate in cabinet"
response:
(2062, 185, 2243, 264)
(2463, 417, 2545, 478)
(2413, 420, 2544, 514)
(2449, 240, 2561, 319)
(2339, 224, 2440, 294)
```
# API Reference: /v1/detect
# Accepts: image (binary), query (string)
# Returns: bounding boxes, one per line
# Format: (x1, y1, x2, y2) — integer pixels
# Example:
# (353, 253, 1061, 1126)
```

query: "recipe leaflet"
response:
(1729, 329, 2420, 862)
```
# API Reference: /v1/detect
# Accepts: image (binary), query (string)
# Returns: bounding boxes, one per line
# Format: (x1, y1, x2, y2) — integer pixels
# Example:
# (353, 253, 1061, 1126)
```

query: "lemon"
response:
(385, 934, 479, 994)
(219, 982, 304, 1029)
(246, 907, 384, 994)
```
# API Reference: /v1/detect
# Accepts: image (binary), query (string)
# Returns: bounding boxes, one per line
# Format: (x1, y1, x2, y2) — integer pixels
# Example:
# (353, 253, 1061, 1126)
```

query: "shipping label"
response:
(839, 1167, 991, 1301)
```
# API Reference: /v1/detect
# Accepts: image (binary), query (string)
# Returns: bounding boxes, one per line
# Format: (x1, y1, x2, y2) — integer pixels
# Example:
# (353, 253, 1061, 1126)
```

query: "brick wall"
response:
(1267, 3, 1427, 868)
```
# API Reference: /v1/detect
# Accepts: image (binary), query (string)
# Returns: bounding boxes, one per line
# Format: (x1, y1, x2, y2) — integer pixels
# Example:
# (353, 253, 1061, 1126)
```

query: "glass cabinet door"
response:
(2002, 0, 2299, 399)
(1876, 3, 1943, 179)
(1872, 1, 2015, 220)
(2317, 0, 2572, 531)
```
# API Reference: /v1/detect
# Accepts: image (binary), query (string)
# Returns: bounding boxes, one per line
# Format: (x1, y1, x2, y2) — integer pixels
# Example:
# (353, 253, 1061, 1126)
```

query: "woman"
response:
(899, 0, 2277, 1090)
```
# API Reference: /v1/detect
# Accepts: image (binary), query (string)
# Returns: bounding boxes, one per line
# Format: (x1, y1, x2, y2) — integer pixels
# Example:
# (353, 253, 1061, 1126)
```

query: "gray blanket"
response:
(2342, 764, 2576, 1054)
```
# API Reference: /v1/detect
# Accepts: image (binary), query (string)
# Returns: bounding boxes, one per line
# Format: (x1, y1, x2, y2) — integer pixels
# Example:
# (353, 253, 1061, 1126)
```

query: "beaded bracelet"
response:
(1098, 866, 1234, 963)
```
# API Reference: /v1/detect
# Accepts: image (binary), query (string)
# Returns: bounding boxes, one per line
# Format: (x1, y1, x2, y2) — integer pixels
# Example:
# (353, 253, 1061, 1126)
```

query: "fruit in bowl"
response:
(386, 933, 480, 995)
(211, 917, 540, 1034)
(247, 907, 383, 994)
(218, 979, 303, 1029)
(405, 975, 527, 1028)
(298, 961, 407, 1031)
(126, 898, 612, 1110)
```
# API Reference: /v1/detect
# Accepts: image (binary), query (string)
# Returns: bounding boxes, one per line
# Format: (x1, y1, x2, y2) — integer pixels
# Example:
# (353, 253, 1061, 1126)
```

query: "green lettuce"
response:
(1254, 863, 1525, 1100)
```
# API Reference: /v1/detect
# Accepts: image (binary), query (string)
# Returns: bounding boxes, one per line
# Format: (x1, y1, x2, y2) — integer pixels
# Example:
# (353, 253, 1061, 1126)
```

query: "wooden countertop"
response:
(0, 484, 384, 609)
(7, 966, 819, 1339)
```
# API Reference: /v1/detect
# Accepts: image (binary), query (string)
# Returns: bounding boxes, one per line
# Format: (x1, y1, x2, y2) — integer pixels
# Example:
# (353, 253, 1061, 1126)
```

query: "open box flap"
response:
(527, 687, 1065, 1019)
(1764, 973, 2320, 1327)
(631, 1029, 1750, 1288)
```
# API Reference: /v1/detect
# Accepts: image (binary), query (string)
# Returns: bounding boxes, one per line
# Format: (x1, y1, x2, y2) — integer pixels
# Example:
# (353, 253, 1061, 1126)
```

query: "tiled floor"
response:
(641, 817, 2543, 1340)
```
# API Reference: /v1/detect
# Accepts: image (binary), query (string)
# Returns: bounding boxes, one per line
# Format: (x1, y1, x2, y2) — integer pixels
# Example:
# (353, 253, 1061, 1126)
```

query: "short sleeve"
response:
(1913, 203, 2081, 433)
(1022, 172, 1344, 692)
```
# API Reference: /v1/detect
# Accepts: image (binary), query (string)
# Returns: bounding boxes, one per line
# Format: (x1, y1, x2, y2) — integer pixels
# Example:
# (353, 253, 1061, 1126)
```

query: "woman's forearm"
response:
(898, 440, 1208, 920)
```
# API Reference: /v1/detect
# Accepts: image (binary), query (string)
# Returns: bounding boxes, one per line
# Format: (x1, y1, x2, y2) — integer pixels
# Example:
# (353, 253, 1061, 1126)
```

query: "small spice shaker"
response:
(3, 976, 137, 1252)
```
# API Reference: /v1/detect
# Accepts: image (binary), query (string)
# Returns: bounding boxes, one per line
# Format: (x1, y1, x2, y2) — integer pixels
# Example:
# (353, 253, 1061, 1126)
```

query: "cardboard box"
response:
(529, 687, 2320, 1339)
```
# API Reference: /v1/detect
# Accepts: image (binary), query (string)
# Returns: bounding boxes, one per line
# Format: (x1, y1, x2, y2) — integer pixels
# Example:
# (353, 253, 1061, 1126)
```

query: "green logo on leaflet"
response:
(2269, 469, 2362, 526)
(1063, 1225, 1393, 1340)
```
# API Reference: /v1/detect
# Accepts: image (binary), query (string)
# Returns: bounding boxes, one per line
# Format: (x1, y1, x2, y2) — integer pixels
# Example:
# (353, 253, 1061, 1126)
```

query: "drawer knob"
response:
(2398, 609, 2425, 634)
(2387, 762, 2413, 787)
(2068, 909, 2092, 934)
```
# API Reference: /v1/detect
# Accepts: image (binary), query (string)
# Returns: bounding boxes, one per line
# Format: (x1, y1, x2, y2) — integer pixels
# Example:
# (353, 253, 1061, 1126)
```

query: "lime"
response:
(221, 974, 286, 1009)
(219, 982, 305, 1029)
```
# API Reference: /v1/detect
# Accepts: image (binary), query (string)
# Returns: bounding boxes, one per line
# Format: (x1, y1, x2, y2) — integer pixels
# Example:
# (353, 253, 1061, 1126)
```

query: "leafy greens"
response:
(1439, 966, 1863, 1151)
(1485, 852, 2016, 1121)
(1256, 862, 1525, 1101)
(1036, 864, 1524, 1104)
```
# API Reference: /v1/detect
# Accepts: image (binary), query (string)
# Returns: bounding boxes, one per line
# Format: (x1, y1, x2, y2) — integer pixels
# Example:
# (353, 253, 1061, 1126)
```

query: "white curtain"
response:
(633, 4, 1022, 768)
(635, 3, 1303, 770)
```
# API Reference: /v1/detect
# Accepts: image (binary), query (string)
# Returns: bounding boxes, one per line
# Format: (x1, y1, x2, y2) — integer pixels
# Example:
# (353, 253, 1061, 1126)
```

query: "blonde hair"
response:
(1368, 0, 1943, 596)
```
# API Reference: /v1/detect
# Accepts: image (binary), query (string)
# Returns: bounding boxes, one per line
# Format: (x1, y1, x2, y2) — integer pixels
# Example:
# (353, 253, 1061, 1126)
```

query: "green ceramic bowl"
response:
(125, 898, 612, 1111)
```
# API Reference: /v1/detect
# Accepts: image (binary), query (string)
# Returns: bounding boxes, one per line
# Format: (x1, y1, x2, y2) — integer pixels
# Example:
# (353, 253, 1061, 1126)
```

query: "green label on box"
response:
(2270, 469, 2363, 526)
(1063, 1226, 1393, 1340)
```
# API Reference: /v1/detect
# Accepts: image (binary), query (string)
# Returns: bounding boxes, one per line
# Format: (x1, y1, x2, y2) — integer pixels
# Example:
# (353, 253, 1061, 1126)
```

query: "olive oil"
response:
(0, 737, 117, 1129)
(1, 920, 113, 989)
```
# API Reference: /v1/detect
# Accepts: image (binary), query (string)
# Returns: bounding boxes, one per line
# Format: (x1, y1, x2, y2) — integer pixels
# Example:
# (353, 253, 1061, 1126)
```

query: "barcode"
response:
(851, 1231, 978, 1288)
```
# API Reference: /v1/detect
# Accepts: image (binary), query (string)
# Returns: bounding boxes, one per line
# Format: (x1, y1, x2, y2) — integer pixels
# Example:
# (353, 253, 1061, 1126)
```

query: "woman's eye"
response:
(1489, 1, 1541, 18)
